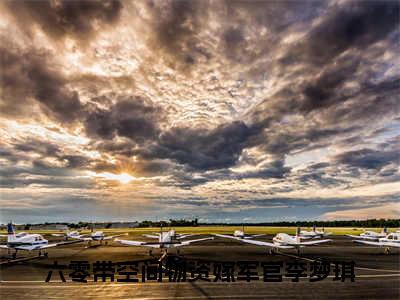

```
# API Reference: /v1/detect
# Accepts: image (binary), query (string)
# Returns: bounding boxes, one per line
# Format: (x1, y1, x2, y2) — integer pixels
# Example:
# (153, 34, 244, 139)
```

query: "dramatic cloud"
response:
(0, 0, 399, 223)
(5, 0, 122, 43)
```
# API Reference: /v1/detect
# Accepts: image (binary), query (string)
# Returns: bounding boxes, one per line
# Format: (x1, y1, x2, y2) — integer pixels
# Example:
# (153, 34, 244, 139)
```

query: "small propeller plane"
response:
(51, 230, 84, 240)
(0, 222, 78, 258)
(219, 224, 266, 240)
(346, 227, 388, 241)
(353, 232, 400, 254)
(115, 227, 213, 254)
(215, 227, 332, 255)
(299, 225, 332, 239)
(143, 229, 194, 241)
(78, 226, 126, 246)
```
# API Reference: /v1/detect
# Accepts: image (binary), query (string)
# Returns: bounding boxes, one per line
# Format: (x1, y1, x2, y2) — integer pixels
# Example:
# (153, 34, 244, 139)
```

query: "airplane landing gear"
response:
(296, 248, 300, 256)
(384, 247, 391, 255)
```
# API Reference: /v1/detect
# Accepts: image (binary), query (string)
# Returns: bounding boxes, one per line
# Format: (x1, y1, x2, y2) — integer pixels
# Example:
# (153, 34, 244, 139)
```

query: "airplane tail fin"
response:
(296, 226, 301, 243)
(383, 226, 388, 234)
(7, 222, 16, 243)
(312, 224, 316, 232)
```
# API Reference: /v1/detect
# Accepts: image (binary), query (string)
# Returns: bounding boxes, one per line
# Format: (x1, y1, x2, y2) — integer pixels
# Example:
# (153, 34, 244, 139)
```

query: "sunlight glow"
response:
(89, 172, 135, 184)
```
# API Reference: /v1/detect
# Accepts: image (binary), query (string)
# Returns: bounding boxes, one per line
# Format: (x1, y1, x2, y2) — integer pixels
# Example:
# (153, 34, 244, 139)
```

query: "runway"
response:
(0, 235, 399, 299)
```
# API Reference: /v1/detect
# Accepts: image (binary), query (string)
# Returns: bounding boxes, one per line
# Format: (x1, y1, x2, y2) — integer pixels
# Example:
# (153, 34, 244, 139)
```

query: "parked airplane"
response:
(115, 228, 213, 254)
(215, 227, 332, 255)
(299, 225, 332, 239)
(52, 230, 84, 240)
(0, 223, 76, 258)
(346, 227, 388, 241)
(79, 227, 126, 246)
(143, 229, 194, 241)
(221, 225, 266, 240)
(353, 232, 400, 254)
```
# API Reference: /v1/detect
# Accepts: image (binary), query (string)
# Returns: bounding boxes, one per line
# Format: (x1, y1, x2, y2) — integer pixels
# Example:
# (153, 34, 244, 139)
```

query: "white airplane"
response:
(115, 228, 213, 253)
(0, 223, 75, 258)
(143, 229, 194, 241)
(215, 227, 332, 255)
(78, 227, 126, 246)
(346, 227, 388, 241)
(353, 232, 400, 254)
(221, 225, 266, 240)
(52, 230, 84, 240)
(299, 225, 332, 239)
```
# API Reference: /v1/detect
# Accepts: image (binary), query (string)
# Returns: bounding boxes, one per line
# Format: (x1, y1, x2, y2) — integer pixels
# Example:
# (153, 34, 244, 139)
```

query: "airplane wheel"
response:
(45, 252, 48, 257)
(105, 241, 108, 245)
(149, 250, 153, 256)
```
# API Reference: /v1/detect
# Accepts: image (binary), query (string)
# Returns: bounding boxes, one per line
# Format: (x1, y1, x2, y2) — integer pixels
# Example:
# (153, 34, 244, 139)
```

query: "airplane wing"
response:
(214, 234, 242, 240)
(176, 234, 195, 239)
(244, 234, 265, 239)
(174, 237, 214, 247)
(346, 234, 379, 240)
(299, 239, 332, 246)
(115, 238, 161, 248)
(353, 240, 400, 248)
(143, 234, 160, 239)
(236, 238, 294, 249)
(298, 235, 314, 240)
(103, 234, 126, 240)
(215, 234, 293, 249)
(14, 242, 65, 251)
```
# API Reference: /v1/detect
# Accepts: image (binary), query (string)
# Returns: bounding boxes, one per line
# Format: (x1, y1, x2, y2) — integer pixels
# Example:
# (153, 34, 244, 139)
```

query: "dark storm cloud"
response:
(146, 0, 209, 65)
(300, 57, 360, 112)
(84, 96, 162, 143)
(328, 77, 400, 125)
(335, 148, 400, 170)
(14, 139, 60, 157)
(0, 45, 84, 123)
(284, 0, 400, 66)
(141, 121, 259, 170)
(5, 0, 122, 43)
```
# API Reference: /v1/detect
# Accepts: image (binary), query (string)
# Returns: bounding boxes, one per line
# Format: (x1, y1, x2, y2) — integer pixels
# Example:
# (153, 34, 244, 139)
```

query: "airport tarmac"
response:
(0, 235, 399, 299)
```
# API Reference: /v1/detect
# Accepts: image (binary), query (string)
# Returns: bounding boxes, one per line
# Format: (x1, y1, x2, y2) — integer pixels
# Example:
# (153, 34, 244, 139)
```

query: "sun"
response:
(116, 173, 135, 184)
(90, 172, 135, 184)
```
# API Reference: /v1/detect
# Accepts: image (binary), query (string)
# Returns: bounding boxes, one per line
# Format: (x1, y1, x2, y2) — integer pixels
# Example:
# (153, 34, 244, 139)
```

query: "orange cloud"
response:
(322, 202, 400, 220)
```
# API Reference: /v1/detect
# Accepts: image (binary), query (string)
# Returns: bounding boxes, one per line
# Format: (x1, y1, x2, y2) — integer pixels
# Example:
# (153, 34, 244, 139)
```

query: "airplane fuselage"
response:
(233, 230, 245, 238)
(273, 233, 300, 246)
(90, 231, 106, 241)
(7, 233, 48, 247)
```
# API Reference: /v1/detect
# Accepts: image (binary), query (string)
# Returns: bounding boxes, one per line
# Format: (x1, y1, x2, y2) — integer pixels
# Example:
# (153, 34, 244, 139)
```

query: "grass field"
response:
(0, 226, 394, 236)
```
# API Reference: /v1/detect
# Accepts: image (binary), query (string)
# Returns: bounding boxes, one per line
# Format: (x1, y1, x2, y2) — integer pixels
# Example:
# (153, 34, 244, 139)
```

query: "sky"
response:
(0, 0, 399, 224)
